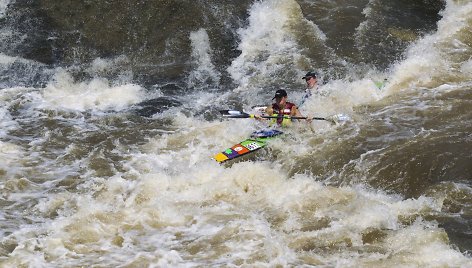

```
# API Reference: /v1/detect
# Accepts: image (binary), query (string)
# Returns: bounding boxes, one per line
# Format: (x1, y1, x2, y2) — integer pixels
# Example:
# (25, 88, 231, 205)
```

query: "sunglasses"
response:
(305, 77, 315, 81)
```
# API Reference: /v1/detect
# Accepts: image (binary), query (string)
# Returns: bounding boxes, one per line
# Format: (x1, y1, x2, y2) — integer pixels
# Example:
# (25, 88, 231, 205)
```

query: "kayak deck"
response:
(213, 129, 283, 163)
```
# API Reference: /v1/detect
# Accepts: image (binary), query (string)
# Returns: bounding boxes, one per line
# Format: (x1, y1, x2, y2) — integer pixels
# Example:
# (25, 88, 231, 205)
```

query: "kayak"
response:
(213, 129, 283, 163)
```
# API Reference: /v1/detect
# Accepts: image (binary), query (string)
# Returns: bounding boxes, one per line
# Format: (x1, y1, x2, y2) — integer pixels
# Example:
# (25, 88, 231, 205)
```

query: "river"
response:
(0, 0, 471, 267)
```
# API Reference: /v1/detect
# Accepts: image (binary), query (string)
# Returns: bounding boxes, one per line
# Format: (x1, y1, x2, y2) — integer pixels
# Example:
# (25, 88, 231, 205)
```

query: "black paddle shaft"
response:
(220, 110, 328, 121)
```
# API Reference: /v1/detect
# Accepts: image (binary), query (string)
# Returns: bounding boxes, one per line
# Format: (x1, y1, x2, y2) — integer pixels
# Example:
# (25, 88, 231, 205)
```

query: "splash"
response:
(0, 99, 18, 138)
(0, 0, 10, 18)
(3, 130, 469, 267)
(386, 0, 472, 92)
(188, 28, 221, 89)
(227, 0, 323, 91)
(40, 69, 145, 112)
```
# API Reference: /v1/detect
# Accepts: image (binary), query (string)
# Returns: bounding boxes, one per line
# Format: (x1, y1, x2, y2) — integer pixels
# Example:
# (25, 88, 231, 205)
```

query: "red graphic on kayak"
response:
(231, 144, 250, 155)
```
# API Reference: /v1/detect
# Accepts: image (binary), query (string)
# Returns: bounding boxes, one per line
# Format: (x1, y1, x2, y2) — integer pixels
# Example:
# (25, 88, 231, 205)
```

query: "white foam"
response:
(0, 106, 18, 137)
(298, 77, 383, 127)
(228, 0, 320, 90)
(0, 52, 17, 65)
(460, 58, 472, 75)
(382, 222, 469, 267)
(40, 69, 145, 112)
(386, 0, 472, 93)
(4, 119, 471, 266)
(0, 141, 25, 179)
(0, 0, 10, 18)
(188, 28, 221, 88)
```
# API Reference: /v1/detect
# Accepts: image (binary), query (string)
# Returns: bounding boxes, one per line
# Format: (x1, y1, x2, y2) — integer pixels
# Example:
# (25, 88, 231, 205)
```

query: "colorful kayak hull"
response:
(213, 129, 283, 163)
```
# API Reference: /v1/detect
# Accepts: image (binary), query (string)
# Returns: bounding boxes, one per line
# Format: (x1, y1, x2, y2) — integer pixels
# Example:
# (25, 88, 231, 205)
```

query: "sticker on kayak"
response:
(213, 152, 229, 162)
(222, 148, 239, 159)
(231, 144, 250, 155)
(241, 140, 265, 151)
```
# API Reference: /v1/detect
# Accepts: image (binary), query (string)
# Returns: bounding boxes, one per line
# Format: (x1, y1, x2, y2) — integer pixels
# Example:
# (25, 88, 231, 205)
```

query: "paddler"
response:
(264, 89, 306, 127)
(300, 71, 318, 106)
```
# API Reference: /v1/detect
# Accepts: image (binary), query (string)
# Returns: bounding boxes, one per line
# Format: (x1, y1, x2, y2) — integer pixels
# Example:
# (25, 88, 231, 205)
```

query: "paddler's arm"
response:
(291, 105, 302, 117)
(291, 105, 312, 123)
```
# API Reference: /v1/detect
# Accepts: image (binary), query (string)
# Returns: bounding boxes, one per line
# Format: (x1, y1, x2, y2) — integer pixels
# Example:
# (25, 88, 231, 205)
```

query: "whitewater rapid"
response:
(0, 0, 471, 267)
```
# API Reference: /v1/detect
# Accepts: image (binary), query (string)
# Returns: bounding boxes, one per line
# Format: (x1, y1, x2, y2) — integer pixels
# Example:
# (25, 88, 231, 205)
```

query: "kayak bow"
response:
(213, 129, 283, 163)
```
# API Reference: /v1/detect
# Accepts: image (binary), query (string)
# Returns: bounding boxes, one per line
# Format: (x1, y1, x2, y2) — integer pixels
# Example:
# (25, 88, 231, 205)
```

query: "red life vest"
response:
(272, 102, 295, 125)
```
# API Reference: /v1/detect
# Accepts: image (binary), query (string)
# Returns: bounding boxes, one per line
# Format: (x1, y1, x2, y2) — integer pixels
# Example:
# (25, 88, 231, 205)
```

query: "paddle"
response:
(220, 110, 349, 124)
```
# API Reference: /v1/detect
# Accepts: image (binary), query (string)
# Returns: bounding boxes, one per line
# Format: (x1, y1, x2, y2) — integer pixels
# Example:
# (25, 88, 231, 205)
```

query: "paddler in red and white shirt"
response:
(265, 89, 305, 127)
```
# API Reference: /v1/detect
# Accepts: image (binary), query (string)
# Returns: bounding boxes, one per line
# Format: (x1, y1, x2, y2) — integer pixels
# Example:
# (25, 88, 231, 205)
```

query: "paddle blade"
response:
(326, 114, 351, 124)
(219, 110, 251, 118)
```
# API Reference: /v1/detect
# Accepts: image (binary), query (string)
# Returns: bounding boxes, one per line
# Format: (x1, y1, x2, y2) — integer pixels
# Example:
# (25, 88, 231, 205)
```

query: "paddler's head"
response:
(302, 71, 317, 89)
(273, 89, 287, 106)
